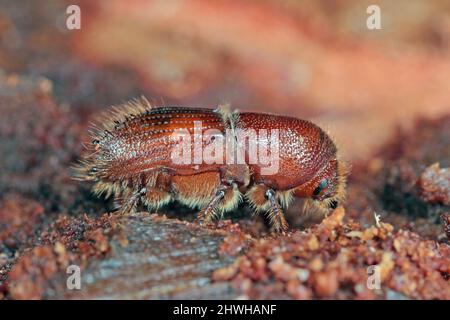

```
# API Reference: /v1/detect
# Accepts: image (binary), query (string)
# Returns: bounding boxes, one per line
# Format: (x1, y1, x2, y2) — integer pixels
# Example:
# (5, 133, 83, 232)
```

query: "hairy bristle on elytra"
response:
(71, 97, 154, 182)
(94, 96, 152, 136)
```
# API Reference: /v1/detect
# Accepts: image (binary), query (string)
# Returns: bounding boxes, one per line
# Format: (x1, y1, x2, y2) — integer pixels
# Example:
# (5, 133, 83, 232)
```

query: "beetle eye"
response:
(313, 178, 328, 196)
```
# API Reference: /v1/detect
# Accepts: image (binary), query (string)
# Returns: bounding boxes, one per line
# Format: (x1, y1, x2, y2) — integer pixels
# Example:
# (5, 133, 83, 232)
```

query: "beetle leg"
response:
(266, 189, 289, 232)
(115, 187, 147, 214)
(196, 188, 227, 225)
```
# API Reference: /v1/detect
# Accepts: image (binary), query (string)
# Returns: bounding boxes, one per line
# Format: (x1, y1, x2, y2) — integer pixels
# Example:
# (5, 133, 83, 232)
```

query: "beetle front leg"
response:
(266, 189, 289, 232)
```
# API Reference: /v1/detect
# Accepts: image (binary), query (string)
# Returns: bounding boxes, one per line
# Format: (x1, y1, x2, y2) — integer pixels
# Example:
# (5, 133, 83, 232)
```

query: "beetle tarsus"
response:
(116, 187, 146, 214)
(266, 189, 289, 233)
(196, 189, 226, 225)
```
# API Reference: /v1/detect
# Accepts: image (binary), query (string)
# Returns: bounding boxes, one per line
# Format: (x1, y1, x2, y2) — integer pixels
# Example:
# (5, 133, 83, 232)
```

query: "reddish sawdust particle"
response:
(0, 194, 45, 250)
(213, 208, 450, 299)
(417, 163, 450, 206)
(5, 213, 123, 299)
(346, 116, 450, 240)
(210, 220, 250, 256)
(40, 213, 118, 258)
(218, 233, 250, 257)
(7, 245, 65, 300)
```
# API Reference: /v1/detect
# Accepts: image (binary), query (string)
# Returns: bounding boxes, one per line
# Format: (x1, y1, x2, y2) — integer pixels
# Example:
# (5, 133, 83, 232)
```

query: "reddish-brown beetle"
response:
(74, 98, 347, 232)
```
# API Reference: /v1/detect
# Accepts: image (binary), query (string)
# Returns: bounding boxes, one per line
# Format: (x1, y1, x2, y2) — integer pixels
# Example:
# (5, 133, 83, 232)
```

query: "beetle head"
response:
(293, 158, 348, 210)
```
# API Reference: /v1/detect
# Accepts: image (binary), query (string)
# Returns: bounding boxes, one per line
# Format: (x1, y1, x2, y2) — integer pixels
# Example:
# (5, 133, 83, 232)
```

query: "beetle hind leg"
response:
(114, 187, 147, 214)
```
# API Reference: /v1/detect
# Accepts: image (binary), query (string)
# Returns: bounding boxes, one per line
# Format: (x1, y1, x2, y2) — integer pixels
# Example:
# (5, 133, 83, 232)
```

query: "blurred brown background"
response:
(1, 0, 449, 161)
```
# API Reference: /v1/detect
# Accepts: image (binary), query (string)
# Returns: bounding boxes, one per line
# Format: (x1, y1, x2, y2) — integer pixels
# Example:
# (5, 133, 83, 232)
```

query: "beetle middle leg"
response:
(265, 189, 289, 232)
(196, 184, 241, 225)
(196, 188, 226, 225)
